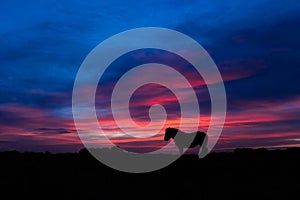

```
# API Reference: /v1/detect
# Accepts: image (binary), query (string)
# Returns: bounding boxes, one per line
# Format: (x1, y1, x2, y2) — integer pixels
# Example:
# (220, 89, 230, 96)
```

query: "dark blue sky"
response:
(0, 0, 300, 152)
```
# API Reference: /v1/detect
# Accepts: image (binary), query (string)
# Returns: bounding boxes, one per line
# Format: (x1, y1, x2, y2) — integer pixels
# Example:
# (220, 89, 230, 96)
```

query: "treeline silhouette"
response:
(0, 147, 299, 199)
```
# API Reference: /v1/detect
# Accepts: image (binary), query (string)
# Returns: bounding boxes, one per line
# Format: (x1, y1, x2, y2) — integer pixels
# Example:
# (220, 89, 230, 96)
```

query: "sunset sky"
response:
(0, 0, 300, 153)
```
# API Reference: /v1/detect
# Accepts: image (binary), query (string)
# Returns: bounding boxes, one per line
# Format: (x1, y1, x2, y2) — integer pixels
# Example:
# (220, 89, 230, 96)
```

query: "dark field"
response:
(0, 148, 299, 199)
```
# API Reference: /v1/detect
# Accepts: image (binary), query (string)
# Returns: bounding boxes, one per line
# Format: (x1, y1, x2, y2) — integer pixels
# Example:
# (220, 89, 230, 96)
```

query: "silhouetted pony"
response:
(164, 127, 208, 157)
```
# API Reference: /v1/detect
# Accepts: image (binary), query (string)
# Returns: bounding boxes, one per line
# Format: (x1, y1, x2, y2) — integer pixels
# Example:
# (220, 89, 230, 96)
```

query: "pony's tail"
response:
(199, 134, 208, 158)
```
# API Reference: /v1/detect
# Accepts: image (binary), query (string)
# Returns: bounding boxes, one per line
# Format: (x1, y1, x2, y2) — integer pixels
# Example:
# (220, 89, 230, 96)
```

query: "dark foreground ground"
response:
(0, 148, 299, 199)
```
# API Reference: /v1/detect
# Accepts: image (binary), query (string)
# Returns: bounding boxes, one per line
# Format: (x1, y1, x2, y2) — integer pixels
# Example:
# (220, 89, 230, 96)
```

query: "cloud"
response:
(215, 96, 300, 150)
(0, 1, 300, 152)
(34, 128, 75, 134)
(0, 104, 81, 152)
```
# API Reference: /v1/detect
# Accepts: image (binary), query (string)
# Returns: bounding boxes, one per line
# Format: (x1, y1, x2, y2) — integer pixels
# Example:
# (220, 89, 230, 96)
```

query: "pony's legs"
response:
(199, 135, 208, 158)
(199, 146, 208, 158)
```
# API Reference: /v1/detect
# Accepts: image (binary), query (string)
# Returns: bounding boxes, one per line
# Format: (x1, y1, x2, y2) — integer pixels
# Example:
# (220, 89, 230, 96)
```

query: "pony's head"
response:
(164, 127, 178, 141)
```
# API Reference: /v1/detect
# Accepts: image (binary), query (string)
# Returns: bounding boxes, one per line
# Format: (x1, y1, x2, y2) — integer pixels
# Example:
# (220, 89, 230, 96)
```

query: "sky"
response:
(0, 0, 300, 153)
